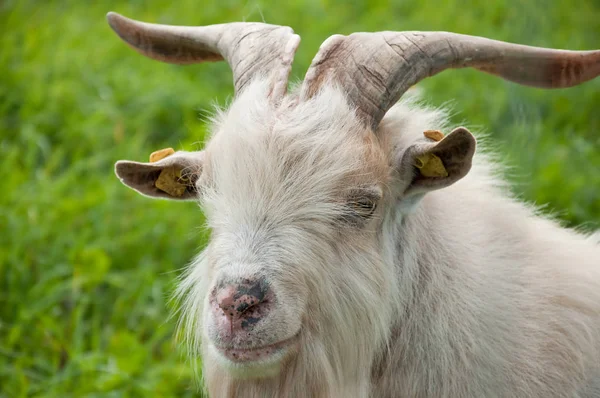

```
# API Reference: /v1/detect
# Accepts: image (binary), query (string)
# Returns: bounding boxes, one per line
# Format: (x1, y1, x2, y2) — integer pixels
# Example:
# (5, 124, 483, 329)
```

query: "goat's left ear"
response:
(115, 149, 204, 200)
(398, 127, 476, 197)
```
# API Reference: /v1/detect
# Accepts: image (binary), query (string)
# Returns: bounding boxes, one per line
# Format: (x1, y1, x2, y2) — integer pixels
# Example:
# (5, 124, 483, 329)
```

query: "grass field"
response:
(1, 0, 599, 396)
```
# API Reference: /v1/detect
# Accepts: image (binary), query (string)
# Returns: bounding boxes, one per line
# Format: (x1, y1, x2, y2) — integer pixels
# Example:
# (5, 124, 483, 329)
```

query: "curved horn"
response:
(107, 12, 300, 99)
(300, 31, 600, 129)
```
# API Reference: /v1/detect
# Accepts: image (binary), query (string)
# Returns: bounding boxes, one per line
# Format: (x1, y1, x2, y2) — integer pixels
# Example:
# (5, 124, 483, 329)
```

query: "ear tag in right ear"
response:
(415, 153, 448, 178)
(149, 148, 187, 197)
(149, 148, 175, 162)
(155, 167, 188, 197)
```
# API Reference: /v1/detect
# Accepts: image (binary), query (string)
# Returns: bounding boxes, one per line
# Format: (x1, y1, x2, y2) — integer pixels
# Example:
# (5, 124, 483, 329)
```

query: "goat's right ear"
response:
(115, 150, 204, 200)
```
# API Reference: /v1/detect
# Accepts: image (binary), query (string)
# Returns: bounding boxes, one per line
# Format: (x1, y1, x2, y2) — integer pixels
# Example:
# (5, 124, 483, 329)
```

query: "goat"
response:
(107, 12, 600, 397)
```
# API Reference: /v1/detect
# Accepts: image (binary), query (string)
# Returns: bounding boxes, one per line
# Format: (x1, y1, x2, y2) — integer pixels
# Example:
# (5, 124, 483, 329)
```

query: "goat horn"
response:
(300, 32, 600, 130)
(107, 12, 300, 99)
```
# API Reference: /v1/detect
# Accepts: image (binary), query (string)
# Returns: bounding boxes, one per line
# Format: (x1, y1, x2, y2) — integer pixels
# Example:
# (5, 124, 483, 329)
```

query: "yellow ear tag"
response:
(149, 148, 187, 197)
(149, 148, 175, 162)
(414, 153, 449, 178)
(155, 167, 188, 197)
(423, 130, 445, 142)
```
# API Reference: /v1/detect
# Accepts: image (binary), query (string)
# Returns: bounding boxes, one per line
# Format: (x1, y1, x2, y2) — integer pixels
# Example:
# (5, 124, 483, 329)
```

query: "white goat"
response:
(107, 12, 600, 397)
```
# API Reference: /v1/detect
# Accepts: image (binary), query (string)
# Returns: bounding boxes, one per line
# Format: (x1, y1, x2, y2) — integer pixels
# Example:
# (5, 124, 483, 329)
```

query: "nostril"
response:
(215, 278, 270, 322)
(216, 285, 238, 315)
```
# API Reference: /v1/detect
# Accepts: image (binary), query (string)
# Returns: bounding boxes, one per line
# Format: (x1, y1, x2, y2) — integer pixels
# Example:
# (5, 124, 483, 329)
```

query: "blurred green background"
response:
(1, 0, 598, 396)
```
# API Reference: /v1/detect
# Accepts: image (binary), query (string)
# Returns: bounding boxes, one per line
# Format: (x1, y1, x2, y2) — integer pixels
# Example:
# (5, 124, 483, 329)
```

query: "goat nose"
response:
(214, 278, 270, 329)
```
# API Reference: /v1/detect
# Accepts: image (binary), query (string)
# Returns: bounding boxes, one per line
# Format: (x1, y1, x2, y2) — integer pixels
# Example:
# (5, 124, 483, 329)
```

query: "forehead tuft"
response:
(202, 80, 389, 210)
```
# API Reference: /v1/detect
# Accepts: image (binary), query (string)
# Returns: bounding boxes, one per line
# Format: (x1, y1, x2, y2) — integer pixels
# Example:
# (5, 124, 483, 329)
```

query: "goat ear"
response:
(115, 150, 204, 200)
(399, 127, 476, 197)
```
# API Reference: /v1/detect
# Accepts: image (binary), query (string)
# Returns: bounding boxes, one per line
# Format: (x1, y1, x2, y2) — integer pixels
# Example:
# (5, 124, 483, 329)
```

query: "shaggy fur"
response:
(169, 80, 600, 398)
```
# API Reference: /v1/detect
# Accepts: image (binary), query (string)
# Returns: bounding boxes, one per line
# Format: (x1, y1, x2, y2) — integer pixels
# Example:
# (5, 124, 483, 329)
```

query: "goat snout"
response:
(211, 277, 272, 333)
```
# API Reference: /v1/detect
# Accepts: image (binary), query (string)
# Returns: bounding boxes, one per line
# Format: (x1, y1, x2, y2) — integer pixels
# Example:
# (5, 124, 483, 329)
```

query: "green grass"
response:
(1, 0, 598, 396)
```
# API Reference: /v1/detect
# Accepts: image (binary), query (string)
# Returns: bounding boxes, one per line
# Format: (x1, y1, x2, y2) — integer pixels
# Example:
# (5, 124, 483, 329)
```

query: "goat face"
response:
(191, 81, 393, 378)
(164, 80, 475, 381)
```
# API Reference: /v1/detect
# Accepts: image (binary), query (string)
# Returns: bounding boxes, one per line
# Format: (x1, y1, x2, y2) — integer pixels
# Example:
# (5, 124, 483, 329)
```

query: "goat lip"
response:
(215, 333, 300, 363)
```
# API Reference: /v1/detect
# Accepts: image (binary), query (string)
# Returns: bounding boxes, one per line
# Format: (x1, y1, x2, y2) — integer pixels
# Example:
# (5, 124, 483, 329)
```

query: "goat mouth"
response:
(215, 333, 300, 363)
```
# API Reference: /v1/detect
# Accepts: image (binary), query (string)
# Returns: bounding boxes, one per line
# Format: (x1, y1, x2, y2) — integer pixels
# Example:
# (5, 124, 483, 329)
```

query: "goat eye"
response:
(342, 187, 382, 225)
(349, 198, 377, 218)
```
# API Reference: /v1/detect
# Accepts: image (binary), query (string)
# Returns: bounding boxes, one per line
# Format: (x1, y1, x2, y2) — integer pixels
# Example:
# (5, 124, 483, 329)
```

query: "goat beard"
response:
(202, 329, 378, 398)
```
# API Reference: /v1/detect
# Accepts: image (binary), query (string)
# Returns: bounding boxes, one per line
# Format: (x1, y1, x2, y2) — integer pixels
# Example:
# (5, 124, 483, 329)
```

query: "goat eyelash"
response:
(347, 198, 377, 218)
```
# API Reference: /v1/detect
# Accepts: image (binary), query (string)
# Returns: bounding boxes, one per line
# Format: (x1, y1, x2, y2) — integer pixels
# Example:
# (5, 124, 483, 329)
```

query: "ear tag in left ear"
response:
(149, 148, 188, 197)
(415, 153, 448, 178)
(423, 130, 445, 142)
(414, 130, 449, 178)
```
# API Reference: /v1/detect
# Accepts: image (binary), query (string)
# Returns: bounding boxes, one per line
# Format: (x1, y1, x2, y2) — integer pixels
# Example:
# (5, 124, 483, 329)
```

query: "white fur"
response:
(174, 80, 600, 397)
